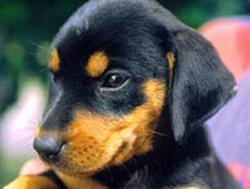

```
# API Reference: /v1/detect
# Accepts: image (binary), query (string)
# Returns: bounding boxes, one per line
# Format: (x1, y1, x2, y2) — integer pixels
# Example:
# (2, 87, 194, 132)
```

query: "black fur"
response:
(38, 0, 238, 188)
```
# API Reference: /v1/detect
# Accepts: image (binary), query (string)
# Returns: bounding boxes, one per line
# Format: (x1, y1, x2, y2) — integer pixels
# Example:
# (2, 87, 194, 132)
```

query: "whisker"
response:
(25, 41, 52, 51)
(146, 129, 170, 138)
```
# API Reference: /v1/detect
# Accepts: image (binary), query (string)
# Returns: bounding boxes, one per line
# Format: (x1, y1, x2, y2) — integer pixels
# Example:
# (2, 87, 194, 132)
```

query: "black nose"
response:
(33, 136, 64, 159)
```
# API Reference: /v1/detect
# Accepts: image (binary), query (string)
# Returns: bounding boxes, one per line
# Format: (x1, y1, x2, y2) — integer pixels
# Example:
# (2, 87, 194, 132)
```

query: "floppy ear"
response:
(166, 29, 236, 143)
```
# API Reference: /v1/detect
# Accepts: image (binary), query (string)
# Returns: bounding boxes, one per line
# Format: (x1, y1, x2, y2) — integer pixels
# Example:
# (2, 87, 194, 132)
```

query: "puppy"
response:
(5, 0, 239, 188)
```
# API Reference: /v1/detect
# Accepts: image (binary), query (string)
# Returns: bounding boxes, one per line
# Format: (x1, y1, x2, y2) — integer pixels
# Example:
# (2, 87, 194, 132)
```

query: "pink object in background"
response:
(200, 17, 250, 81)
(228, 162, 250, 189)
(0, 83, 46, 158)
(200, 17, 250, 188)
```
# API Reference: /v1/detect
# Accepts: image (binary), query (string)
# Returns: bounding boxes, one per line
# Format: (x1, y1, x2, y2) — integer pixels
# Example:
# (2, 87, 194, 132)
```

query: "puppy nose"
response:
(33, 136, 64, 159)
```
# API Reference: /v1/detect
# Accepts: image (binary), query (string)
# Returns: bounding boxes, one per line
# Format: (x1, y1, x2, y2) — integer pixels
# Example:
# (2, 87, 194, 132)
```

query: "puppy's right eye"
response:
(101, 71, 130, 91)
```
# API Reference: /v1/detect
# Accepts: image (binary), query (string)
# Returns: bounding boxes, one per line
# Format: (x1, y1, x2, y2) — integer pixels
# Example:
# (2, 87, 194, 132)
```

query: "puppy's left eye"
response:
(101, 71, 129, 90)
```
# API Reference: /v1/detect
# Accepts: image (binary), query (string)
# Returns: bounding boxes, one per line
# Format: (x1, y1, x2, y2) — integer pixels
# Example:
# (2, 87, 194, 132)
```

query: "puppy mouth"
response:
(39, 132, 133, 177)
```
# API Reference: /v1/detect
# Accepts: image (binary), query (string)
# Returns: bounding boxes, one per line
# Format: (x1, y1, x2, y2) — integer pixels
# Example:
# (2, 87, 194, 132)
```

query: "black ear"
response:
(167, 29, 236, 143)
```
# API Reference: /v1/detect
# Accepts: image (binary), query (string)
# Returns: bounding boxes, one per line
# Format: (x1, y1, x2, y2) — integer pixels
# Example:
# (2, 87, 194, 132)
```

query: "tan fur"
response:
(3, 176, 57, 189)
(86, 51, 109, 77)
(166, 52, 175, 74)
(49, 49, 60, 73)
(48, 79, 165, 176)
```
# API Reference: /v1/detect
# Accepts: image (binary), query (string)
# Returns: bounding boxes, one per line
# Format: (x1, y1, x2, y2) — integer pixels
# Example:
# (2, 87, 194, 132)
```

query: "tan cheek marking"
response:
(104, 79, 166, 165)
(122, 80, 166, 155)
(49, 49, 60, 72)
(86, 51, 109, 77)
(59, 112, 124, 174)
(58, 79, 165, 175)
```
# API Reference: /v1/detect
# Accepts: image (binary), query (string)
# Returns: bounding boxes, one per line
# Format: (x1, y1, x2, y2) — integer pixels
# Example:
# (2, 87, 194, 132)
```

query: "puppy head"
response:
(34, 0, 236, 177)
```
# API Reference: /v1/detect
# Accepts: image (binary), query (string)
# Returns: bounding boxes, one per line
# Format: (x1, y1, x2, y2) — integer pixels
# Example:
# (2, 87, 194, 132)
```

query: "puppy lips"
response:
(48, 118, 140, 176)
(40, 79, 165, 176)
(50, 132, 127, 176)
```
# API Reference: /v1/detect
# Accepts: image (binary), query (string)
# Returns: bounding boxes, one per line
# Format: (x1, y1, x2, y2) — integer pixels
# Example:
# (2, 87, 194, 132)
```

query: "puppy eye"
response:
(101, 72, 129, 90)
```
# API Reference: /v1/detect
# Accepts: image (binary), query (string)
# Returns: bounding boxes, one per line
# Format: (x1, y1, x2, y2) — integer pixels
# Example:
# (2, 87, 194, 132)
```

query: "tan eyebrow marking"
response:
(86, 51, 109, 77)
(49, 49, 60, 72)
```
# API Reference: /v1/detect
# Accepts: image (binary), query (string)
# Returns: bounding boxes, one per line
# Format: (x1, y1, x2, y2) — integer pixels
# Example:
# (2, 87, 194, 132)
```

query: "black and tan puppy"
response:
(5, 0, 239, 188)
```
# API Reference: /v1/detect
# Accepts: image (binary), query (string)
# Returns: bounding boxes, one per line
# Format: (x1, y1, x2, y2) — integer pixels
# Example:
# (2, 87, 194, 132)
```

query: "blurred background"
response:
(0, 0, 249, 187)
